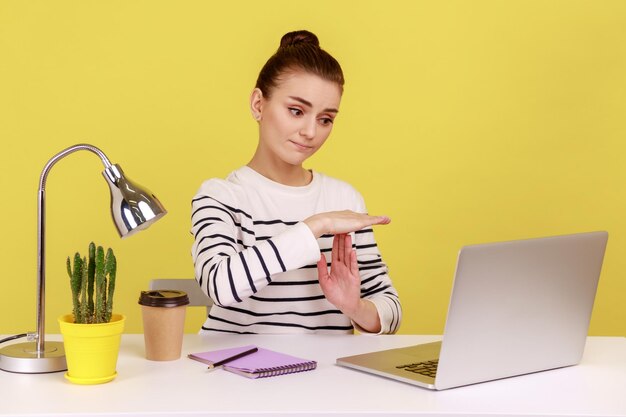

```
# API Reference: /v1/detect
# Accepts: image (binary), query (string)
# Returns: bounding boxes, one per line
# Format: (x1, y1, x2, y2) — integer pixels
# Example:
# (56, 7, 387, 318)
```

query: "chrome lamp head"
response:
(103, 164, 166, 238)
(0, 144, 166, 374)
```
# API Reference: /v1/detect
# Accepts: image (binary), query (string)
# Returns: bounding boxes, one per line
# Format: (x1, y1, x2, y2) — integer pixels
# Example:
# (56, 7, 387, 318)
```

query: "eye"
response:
(319, 117, 334, 126)
(288, 107, 303, 116)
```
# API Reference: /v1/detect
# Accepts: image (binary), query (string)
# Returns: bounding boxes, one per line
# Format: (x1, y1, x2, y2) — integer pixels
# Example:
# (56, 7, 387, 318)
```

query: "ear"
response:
(250, 88, 264, 121)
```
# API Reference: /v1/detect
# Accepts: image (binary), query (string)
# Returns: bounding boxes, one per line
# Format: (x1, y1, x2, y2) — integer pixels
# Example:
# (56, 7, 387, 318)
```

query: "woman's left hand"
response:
(317, 234, 381, 333)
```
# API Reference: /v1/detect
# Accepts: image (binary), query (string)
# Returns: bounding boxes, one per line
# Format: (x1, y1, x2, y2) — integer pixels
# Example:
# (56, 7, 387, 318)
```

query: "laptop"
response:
(337, 231, 608, 390)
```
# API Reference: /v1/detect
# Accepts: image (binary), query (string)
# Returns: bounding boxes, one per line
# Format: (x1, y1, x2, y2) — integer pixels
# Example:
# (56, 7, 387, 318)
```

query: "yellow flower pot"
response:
(58, 314, 126, 385)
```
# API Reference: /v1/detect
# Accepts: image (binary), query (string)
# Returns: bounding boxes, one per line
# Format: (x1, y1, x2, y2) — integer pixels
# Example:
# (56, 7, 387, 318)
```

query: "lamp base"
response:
(0, 341, 66, 373)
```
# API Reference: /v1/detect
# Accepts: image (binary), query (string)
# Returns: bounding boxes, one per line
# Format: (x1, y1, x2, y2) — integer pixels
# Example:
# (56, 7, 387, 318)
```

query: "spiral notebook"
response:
(188, 345, 317, 379)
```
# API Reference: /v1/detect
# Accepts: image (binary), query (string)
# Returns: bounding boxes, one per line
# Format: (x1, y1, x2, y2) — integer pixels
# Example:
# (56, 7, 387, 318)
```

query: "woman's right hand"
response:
(303, 210, 390, 238)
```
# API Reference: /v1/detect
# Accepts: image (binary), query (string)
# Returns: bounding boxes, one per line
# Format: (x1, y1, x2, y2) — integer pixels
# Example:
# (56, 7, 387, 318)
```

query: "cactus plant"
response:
(66, 242, 117, 324)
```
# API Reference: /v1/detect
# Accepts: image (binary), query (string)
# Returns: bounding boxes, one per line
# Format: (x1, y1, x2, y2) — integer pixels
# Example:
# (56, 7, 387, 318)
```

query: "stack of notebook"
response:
(188, 345, 317, 379)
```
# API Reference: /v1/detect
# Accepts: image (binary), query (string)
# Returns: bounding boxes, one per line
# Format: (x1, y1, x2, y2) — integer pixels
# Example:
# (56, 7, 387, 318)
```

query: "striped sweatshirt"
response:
(191, 166, 402, 334)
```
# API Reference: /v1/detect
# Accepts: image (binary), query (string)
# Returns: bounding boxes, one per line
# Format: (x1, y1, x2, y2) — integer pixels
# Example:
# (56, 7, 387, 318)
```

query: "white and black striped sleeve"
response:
(191, 192, 320, 307)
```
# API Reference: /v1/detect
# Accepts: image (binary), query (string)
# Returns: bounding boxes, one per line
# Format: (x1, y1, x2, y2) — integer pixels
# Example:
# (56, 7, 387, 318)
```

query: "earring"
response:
(253, 114, 261, 121)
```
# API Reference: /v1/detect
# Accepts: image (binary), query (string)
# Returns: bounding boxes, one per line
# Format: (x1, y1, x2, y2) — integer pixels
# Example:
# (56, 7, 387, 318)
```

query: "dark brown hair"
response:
(255, 30, 345, 98)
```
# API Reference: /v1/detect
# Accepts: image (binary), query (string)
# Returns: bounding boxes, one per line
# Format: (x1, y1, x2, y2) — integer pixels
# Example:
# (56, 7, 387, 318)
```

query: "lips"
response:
(289, 140, 313, 151)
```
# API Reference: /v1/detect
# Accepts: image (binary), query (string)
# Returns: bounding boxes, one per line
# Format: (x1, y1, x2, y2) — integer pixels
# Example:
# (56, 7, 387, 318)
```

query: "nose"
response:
(299, 117, 317, 140)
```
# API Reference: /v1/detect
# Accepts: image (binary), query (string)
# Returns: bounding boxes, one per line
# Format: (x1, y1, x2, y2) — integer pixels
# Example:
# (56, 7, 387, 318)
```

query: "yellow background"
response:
(0, 1, 624, 335)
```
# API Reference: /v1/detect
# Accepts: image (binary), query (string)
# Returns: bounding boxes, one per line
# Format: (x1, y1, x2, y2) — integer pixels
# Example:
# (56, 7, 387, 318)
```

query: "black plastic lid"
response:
(138, 290, 190, 307)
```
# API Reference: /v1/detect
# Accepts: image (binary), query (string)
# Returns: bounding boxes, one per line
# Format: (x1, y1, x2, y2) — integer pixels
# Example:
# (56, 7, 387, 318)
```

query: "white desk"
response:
(0, 335, 624, 417)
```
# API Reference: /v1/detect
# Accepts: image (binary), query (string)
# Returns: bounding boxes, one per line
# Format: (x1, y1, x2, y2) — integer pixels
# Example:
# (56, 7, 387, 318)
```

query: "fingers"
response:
(306, 211, 390, 237)
(333, 234, 353, 266)
(356, 213, 390, 227)
(335, 211, 391, 235)
(343, 234, 352, 265)
(371, 215, 391, 225)
(316, 253, 329, 281)
(350, 247, 358, 277)
(332, 233, 340, 264)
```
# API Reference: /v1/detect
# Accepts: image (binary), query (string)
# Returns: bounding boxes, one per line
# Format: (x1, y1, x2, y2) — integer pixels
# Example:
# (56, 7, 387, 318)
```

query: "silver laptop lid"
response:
(435, 231, 608, 389)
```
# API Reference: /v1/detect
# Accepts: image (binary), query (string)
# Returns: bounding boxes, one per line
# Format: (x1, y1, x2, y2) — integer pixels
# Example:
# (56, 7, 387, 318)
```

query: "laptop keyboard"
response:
(396, 359, 438, 378)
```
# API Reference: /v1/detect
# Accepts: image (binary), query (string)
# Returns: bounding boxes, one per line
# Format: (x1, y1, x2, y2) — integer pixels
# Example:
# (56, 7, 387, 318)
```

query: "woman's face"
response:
(252, 71, 342, 167)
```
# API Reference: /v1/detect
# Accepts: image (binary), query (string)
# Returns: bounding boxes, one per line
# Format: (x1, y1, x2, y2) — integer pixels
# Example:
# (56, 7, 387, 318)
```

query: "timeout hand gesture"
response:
(317, 233, 382, 333)
(317, 233, 361, 316)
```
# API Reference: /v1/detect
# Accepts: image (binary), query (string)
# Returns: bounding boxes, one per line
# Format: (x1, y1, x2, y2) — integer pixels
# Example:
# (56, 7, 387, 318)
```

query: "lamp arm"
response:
(39, 144, 112, 191)
(36, 144, 114, 353)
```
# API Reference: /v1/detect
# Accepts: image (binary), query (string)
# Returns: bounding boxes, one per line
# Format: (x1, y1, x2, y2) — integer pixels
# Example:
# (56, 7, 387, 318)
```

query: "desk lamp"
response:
(0, 144, 167, 373)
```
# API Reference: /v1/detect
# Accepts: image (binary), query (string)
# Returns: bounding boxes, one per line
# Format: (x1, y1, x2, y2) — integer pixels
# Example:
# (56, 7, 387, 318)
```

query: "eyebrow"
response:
(288, 96, 339, 114)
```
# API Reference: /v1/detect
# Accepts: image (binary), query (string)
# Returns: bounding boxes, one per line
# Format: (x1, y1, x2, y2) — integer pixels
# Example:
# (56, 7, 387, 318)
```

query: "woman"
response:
(191, 30, 401, 334)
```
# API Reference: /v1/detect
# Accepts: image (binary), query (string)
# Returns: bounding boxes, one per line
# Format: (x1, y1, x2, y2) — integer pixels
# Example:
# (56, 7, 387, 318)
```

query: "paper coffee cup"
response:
(138, 290, 190, 361)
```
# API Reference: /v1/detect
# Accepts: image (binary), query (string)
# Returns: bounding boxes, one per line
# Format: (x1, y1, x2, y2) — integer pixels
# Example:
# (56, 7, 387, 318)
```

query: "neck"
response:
(248, 155, 312, 187)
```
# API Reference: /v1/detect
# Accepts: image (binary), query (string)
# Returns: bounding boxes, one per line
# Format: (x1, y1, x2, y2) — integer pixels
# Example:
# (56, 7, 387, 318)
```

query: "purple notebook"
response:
(188, 345, 317, 379)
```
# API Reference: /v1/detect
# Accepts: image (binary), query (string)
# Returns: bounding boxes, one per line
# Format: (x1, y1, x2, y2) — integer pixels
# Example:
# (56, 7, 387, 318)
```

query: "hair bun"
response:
(279, 30, 320, 49)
